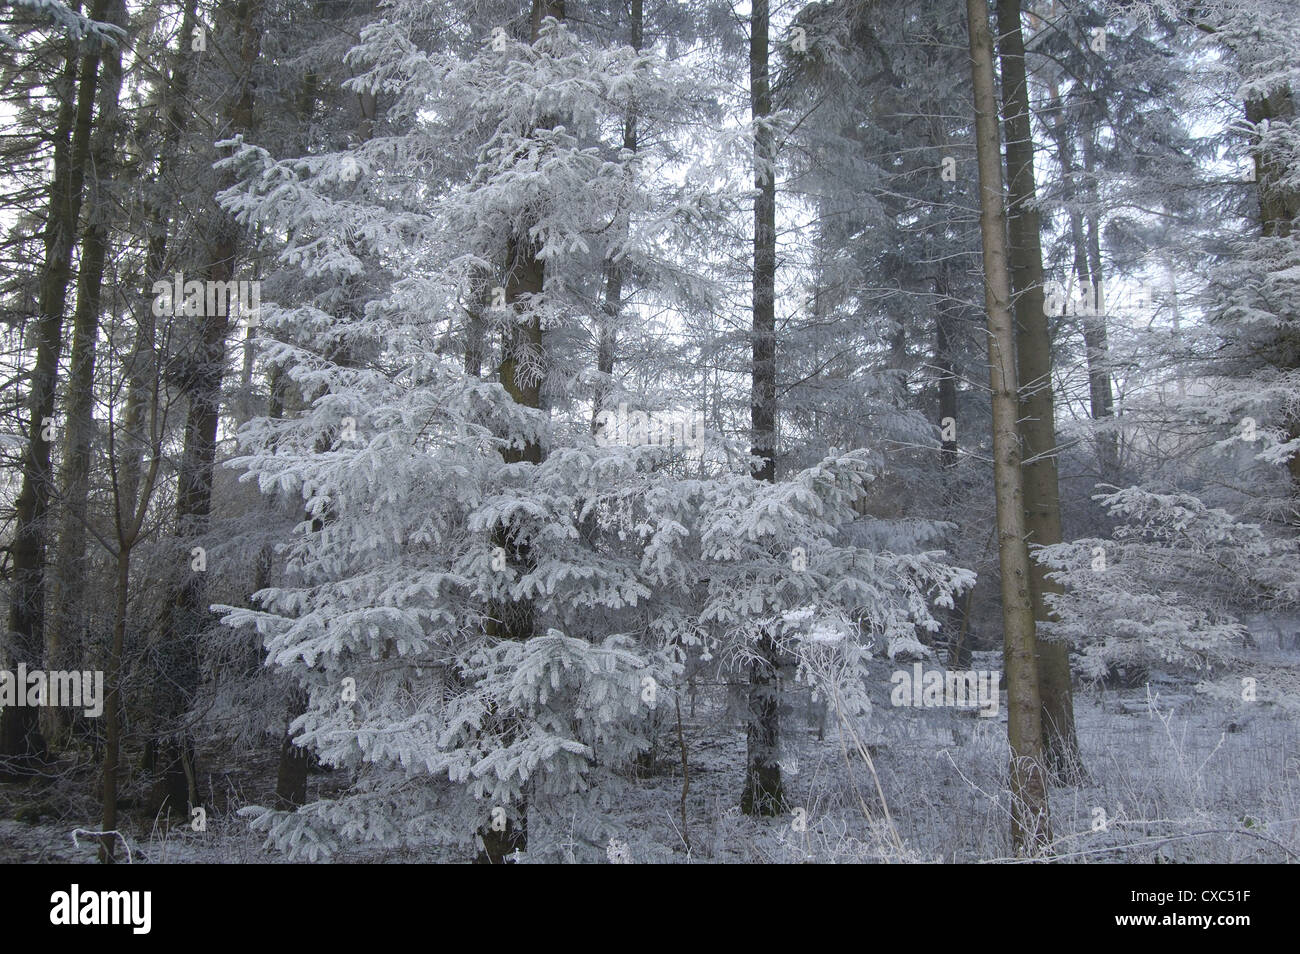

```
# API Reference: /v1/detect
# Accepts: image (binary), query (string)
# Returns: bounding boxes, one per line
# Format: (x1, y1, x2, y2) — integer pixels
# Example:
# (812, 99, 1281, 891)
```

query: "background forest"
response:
(0, 0, 1297, 864)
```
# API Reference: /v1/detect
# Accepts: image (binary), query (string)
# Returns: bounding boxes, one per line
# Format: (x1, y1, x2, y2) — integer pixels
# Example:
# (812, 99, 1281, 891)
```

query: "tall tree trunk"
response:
(1081, 205, 1118, 480)
(591, 0, 641, 432)
(967, 0, 1050, 854)
(101, 347, 166, 863)
(110, 10, 197, 804)
(1046, 85, 1117, 481)
(101, 427, 165, 862)
(740, 0, 783, 818)
(995, 0, 1082, 783)
(149, 0, 263, 819)
(1, 0, 109, 772)
(257, 355, 312, 807)
(46, 0, 127, 745)
(100, 547, 129, 862)
(119, 0, 199, 518)
(474, 0, 563, 863)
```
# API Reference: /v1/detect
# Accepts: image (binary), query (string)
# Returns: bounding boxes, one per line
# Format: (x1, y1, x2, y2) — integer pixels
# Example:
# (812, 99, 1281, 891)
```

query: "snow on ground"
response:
(3, 645, 1296, 864)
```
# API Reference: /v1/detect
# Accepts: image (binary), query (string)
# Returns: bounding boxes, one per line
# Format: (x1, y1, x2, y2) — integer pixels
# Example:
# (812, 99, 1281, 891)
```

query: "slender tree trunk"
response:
(995, 0, 1081, 783)
(475, 0, 563, 863)
(99, 547, 129, 863)
(967, 0, 1050, 854)
(591, 0, 641, 432)
(463, 272, 489, 378)
(150, 0, 263, 818)
(101, 379, 164, 863)
(1, 0, 109, 771)
(741, 0, 784, 818)
(476, 233, 543, 864)
(1046, 86, 1117, 481)
(1081, 208, 1118, 481)
(119, 0, 198, 516)
(46, 0, 128, 745)
(112, 10, 197, 798)
(261, 353, 315, 808)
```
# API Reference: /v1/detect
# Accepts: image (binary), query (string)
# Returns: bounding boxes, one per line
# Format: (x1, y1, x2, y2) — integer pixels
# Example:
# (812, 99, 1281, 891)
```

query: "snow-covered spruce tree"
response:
(210, 3, 974, 861)
(1037, 487, 1300, 680)
(213, 5, 696, 861)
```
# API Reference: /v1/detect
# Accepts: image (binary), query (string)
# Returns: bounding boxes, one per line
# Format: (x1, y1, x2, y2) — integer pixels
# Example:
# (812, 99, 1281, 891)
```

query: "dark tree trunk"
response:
(1081, 207, 1118, 481)
(741, 0, 784, 818)
(149, 0, 263, 819)
(1046, 87, 1117, 482)
(46, 0, 127, 746)
(273, 686, 310, 809)
(463, 272, 489, 378)
(100, 549, 129, 862)
(996, 0, 1082, 784)
(935, 275, 960, 476)
(108, 5, 197, 820)
(1, 0, 110, 772)
(476, 243, 544, 865)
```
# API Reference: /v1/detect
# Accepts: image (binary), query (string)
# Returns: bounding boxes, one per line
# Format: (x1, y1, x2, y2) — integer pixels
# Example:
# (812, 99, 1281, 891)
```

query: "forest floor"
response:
(2, 640, 1297, 864)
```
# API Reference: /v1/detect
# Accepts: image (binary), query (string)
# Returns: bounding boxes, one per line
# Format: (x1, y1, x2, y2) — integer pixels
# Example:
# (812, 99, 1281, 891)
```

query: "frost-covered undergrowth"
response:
(3, 641, 1296, 864)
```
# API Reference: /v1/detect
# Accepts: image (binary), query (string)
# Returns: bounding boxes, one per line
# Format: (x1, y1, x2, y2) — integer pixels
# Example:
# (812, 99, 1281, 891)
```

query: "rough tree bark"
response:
(967, 0, 1051, 854)
(45, 0, 127, 746)
(740, 0, 784, 819)
(1248, 85, 1299, 239)
(995, 0, 1082, 783)
(0, 0, 110, 772)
